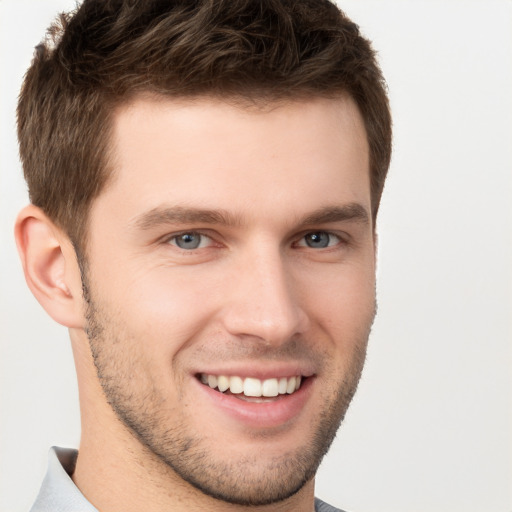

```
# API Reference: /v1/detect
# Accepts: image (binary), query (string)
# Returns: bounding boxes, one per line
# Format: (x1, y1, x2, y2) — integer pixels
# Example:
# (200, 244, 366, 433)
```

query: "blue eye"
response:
(169, 232, 210, 250)
(300, 232, 340, 249)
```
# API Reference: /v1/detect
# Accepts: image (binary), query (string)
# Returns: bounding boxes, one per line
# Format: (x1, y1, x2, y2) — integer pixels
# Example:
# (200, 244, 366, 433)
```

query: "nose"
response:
(220, 245, 309, 346)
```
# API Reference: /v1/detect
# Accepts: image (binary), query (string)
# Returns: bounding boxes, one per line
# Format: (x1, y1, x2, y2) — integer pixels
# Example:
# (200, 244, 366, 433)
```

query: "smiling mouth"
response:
(198, 374, 303, 401)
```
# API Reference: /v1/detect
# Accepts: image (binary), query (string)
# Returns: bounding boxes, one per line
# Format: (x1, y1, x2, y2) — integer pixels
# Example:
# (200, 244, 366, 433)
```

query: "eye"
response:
(297, 231, 341, 249)
(168, 232, 212, 250)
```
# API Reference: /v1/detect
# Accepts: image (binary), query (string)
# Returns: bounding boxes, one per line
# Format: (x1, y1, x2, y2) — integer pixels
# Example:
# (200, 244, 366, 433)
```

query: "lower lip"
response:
(194, 377, 314, 429)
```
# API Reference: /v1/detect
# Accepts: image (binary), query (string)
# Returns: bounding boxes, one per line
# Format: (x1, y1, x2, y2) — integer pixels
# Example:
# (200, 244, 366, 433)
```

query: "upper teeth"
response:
(200, 374, 302, 397)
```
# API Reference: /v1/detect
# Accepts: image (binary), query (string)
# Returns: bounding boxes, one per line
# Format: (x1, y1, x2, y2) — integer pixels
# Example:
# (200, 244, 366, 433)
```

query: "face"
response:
(81, 96, 375, 506)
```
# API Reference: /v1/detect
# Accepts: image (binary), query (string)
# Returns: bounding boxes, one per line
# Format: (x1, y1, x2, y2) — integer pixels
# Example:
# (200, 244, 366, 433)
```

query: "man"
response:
(14, 0, 391, 511)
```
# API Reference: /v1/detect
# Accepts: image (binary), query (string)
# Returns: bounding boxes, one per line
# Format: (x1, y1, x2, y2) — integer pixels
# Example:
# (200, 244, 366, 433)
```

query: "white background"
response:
(1, 1, 511, 511)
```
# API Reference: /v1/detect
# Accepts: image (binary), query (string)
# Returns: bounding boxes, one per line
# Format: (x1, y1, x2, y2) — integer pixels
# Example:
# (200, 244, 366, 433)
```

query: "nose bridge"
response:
(222, 242, 308, 344)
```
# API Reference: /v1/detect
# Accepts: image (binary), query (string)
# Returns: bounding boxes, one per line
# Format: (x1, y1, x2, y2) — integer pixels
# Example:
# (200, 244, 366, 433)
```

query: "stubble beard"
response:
(82, 274, 372, 507)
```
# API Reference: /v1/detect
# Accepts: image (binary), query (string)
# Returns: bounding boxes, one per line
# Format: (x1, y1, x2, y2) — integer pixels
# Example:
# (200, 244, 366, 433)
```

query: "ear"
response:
(15, 205, 85, 328)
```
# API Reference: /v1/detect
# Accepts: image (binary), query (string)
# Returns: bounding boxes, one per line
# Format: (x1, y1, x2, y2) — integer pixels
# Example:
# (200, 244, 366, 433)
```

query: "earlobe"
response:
(15, 205, 85, 328)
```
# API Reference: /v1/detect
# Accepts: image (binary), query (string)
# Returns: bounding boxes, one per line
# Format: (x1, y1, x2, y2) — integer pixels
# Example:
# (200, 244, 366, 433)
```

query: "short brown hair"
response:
(17, 0, 392, 250)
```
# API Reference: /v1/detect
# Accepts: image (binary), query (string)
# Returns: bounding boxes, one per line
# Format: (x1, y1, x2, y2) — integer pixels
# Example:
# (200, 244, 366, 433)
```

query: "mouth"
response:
(194, 370, 315, 427)
(197, 373, 304, 402)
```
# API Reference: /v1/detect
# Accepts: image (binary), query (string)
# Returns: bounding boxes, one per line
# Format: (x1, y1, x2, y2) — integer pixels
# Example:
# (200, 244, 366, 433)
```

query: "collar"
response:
(30, 447, 97, 512)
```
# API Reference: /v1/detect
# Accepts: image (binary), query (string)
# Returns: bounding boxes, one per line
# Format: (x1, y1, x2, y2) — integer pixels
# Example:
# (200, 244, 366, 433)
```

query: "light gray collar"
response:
(30, 447, 97, 512)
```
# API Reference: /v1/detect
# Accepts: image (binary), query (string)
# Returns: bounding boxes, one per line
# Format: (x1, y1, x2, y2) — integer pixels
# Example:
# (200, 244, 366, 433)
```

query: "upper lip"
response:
(192, 362, 317, 380)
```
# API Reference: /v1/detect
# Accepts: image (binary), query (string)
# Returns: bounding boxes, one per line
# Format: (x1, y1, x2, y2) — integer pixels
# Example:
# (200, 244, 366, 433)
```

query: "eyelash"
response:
(165, 231, 215, 250)
(164, 230, 347, 252)
(293, 231, 344, 250)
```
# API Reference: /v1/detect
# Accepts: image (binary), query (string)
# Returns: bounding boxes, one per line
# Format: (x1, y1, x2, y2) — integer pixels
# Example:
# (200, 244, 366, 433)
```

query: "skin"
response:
(16, 95, 376, 512)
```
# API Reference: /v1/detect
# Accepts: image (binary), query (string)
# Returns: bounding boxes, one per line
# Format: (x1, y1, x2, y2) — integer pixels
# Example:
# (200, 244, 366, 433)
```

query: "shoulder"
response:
(315, 497, 350, 512)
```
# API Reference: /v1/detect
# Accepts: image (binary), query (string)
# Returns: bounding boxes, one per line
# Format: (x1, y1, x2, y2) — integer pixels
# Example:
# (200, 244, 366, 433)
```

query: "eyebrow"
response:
(299, 204, 370, 227)
(132, 206, 243, 231)
(132, 203, 370, 231)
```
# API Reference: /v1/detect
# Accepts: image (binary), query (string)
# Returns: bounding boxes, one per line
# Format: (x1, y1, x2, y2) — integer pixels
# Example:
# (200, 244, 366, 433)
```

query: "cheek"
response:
(111, 266, 225, 350)
(301, 259, 375, 316)
(299, 263, 375, 354)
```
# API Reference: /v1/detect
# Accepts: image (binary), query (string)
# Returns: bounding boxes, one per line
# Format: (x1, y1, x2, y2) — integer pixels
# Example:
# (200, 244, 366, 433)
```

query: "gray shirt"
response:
(31, 447, 346, 512)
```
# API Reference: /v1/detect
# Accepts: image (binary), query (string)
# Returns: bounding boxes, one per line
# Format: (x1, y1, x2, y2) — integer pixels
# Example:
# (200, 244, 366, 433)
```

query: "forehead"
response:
(94, 95, 370, 228)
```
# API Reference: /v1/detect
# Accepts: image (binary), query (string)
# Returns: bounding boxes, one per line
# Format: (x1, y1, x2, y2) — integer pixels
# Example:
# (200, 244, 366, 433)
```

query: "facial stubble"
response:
(81, 268, 372, 507)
